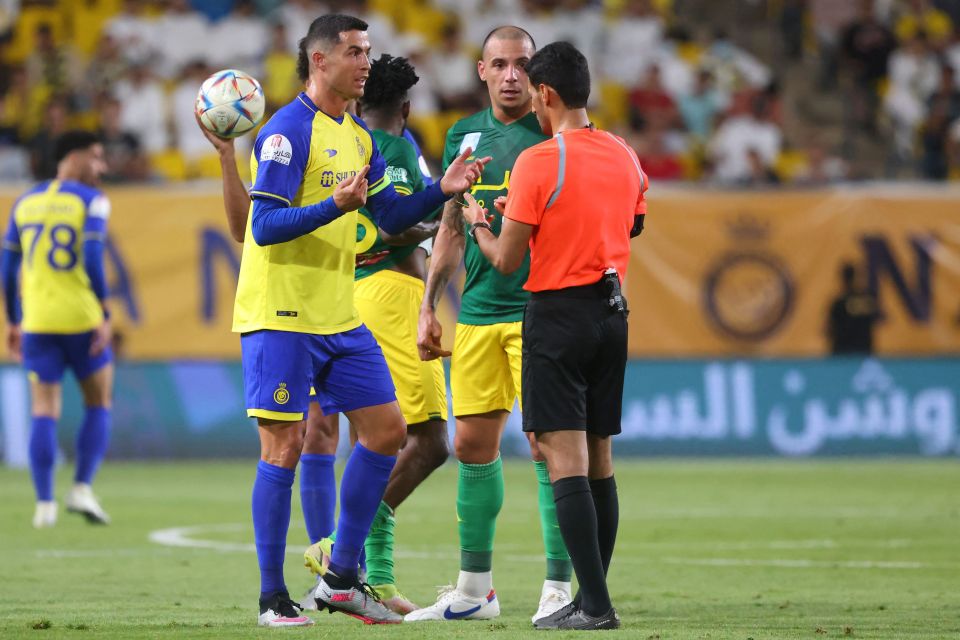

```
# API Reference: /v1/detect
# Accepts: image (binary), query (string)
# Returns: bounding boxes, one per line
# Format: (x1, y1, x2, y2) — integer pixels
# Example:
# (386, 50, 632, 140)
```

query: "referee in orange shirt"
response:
(462, 41, 648, 630)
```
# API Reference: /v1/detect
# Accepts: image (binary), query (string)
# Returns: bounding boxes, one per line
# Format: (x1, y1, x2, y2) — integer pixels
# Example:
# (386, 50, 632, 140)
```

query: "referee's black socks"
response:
(552, 475, 612, 617)
(590, 475, 619, 577)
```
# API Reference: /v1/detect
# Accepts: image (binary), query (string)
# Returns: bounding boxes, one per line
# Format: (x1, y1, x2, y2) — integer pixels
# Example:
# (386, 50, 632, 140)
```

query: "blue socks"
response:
(252, 460, 295, 598)
(299, 453, 336, 543)
(75, 407, 110, 485)
(329, 444, 396, 579)
(29, 416, 57, 501)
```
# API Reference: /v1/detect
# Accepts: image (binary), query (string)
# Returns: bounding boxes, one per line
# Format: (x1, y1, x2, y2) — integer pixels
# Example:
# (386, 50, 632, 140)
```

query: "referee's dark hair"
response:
(525, 41, 590, 109)
(297, 14, 369, 82)
(358, 54, 419, 115)
(54, 131, 100, 164)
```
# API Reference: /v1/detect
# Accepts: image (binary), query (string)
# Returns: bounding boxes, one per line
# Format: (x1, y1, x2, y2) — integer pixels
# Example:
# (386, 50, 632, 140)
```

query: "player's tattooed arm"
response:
(418, 200, 465, 360)
(443, 197, 466, 237)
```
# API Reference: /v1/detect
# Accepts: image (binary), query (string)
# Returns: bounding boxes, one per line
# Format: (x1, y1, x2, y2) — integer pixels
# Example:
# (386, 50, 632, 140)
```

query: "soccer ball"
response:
(195, 69, 265, 138)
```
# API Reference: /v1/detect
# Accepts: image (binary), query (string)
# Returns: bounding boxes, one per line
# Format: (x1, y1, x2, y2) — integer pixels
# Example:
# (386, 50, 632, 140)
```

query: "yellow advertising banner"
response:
(1, 186, 958, 359)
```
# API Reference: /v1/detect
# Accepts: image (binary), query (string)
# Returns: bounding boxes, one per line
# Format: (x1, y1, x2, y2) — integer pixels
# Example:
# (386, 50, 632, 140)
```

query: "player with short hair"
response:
(233, 13, 486, 627)
(2, 131, 114, 529)
(407, 26, 573, 624)
(200, 52, 450, 615)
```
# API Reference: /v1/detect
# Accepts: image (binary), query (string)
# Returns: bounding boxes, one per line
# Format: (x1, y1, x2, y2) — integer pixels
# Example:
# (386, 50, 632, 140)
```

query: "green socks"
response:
(535, 460, 573, 581)
(364, 500, 396, 586)
(457, 457, 504, 573)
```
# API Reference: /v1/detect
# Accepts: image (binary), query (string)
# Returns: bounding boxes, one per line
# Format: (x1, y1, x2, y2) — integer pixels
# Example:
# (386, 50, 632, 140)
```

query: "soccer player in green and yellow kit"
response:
(407, 26, 573, 624)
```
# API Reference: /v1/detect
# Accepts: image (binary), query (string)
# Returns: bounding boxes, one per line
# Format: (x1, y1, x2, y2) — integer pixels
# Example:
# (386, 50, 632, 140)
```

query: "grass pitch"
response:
(0, 459, 957, 639)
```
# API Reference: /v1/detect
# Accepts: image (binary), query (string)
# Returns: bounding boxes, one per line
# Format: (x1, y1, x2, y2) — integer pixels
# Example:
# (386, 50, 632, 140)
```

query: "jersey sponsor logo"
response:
(385, 166, 409, 185)
(323, 148, 338, 158)
(260, 134, 292, 166)
(273, 382, 290, 405)
(276, 310, 298, 317)
(459, 132, 481, 156)
(320, 169, 359, 188)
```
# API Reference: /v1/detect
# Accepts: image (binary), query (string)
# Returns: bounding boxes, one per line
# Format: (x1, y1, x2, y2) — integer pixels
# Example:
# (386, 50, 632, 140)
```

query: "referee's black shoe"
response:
(533, 604, 620, 630)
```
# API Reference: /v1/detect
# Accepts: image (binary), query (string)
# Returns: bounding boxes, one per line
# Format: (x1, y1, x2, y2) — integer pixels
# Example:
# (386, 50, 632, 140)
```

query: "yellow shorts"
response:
(354, 269, 448, 425)
(450, 321, 522, 416)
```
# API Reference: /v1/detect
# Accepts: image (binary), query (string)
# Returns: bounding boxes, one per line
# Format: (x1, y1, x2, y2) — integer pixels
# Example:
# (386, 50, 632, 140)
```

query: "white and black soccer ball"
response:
(195, 69, 265, 138)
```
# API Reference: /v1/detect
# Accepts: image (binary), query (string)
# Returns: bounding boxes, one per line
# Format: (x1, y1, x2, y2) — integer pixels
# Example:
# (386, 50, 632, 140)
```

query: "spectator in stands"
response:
(278, 0, 330, 53)
(104, 0, 158, 65)
(112, 63, 167, 154)
(809, 0, 859, 90)
(602, 0, 665, 87)
(947, 115, 960, 173)
(707, 93, 782, 184)
(0, 65, 31, 144)
(154, 0, 210, 79)
(25, 23, 81, 107)
(209, 0, 268, 75)
(628, 64, 680, 133)
(883, 31, 941, 173)
(841, 0, 897, 134)
(701, 28, 772, 102)
(429, 19, 483, 111)
(826, 262, 879, 356)
(262, 22, 300, 112)
(84, 34, 129, 108)
(920, 64, 960, 178)
(171, 61, 218, 165)
(895, 0, 954, 50)
(28, 100, 69, 180)
(678, 69, 725, 142)
(634, 126, 683, 181)
(97, 95, 148, 183)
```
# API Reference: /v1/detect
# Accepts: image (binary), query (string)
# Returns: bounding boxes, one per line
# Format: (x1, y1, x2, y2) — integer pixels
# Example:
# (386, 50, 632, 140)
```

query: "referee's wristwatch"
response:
(468, 220, 493, 242)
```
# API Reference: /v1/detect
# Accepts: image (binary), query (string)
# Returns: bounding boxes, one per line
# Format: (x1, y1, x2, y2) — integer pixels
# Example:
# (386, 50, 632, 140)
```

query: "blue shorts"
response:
(241, 325, 396, 421)
(22, 331, 113, 384)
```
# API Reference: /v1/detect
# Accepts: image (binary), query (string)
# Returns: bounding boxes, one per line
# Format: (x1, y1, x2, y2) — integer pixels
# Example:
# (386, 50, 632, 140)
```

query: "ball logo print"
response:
(195, 69, 265, 138)
(259, 134, 292, 166)
(273, 383, 290, 405)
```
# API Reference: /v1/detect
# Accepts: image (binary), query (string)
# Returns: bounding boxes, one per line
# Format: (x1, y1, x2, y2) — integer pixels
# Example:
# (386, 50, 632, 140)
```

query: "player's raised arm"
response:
(196, 114, 250, 243)
(363, 136, 490, 234)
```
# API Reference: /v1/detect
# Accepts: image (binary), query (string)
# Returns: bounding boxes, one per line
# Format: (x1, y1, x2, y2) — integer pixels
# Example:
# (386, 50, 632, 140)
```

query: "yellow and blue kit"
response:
(236, 92, 449, 421)
(1, 179, 112, 382)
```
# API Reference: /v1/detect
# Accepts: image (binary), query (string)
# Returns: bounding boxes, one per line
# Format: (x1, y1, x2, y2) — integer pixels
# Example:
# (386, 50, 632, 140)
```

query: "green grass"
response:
(1, 460, 958, 639)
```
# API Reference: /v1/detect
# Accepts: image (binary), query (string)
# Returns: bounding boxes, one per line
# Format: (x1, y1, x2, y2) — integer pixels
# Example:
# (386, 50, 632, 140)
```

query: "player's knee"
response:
(453, 433, 498, 464)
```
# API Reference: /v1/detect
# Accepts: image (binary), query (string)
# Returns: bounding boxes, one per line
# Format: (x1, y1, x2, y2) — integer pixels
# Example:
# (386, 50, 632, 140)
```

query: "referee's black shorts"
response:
(521, 281, 627, 437)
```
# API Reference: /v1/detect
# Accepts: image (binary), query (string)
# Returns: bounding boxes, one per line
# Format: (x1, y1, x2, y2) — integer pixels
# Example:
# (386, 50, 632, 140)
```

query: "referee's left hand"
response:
(462, 193, 488, 225)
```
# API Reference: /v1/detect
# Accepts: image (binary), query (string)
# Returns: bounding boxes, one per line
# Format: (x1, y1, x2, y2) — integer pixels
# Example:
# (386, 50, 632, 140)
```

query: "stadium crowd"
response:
(1, 0, 960, 185)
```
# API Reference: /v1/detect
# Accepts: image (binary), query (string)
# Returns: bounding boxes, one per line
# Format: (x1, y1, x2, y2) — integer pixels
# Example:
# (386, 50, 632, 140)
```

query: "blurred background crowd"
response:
(1, 0, 960, 186)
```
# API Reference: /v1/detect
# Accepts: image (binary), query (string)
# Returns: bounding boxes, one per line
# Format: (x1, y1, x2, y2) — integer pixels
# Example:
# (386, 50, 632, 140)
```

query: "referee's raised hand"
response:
(333, 165, 370, 211)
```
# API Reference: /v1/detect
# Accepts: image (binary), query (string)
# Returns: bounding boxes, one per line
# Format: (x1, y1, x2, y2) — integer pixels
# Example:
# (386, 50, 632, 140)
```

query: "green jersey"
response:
(442, 109, 547, 324)
(355, 129, 429, 280)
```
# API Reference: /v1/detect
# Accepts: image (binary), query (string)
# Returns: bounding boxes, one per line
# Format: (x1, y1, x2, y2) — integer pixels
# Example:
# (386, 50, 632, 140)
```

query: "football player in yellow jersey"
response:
(199, 54, 449, 616)
(2, 132, 113, 529)
(227, 14, 487, 627)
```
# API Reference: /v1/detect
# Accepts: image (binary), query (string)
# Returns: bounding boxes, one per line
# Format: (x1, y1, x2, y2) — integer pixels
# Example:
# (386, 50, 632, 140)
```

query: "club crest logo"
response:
(273, 382, 290, 405)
